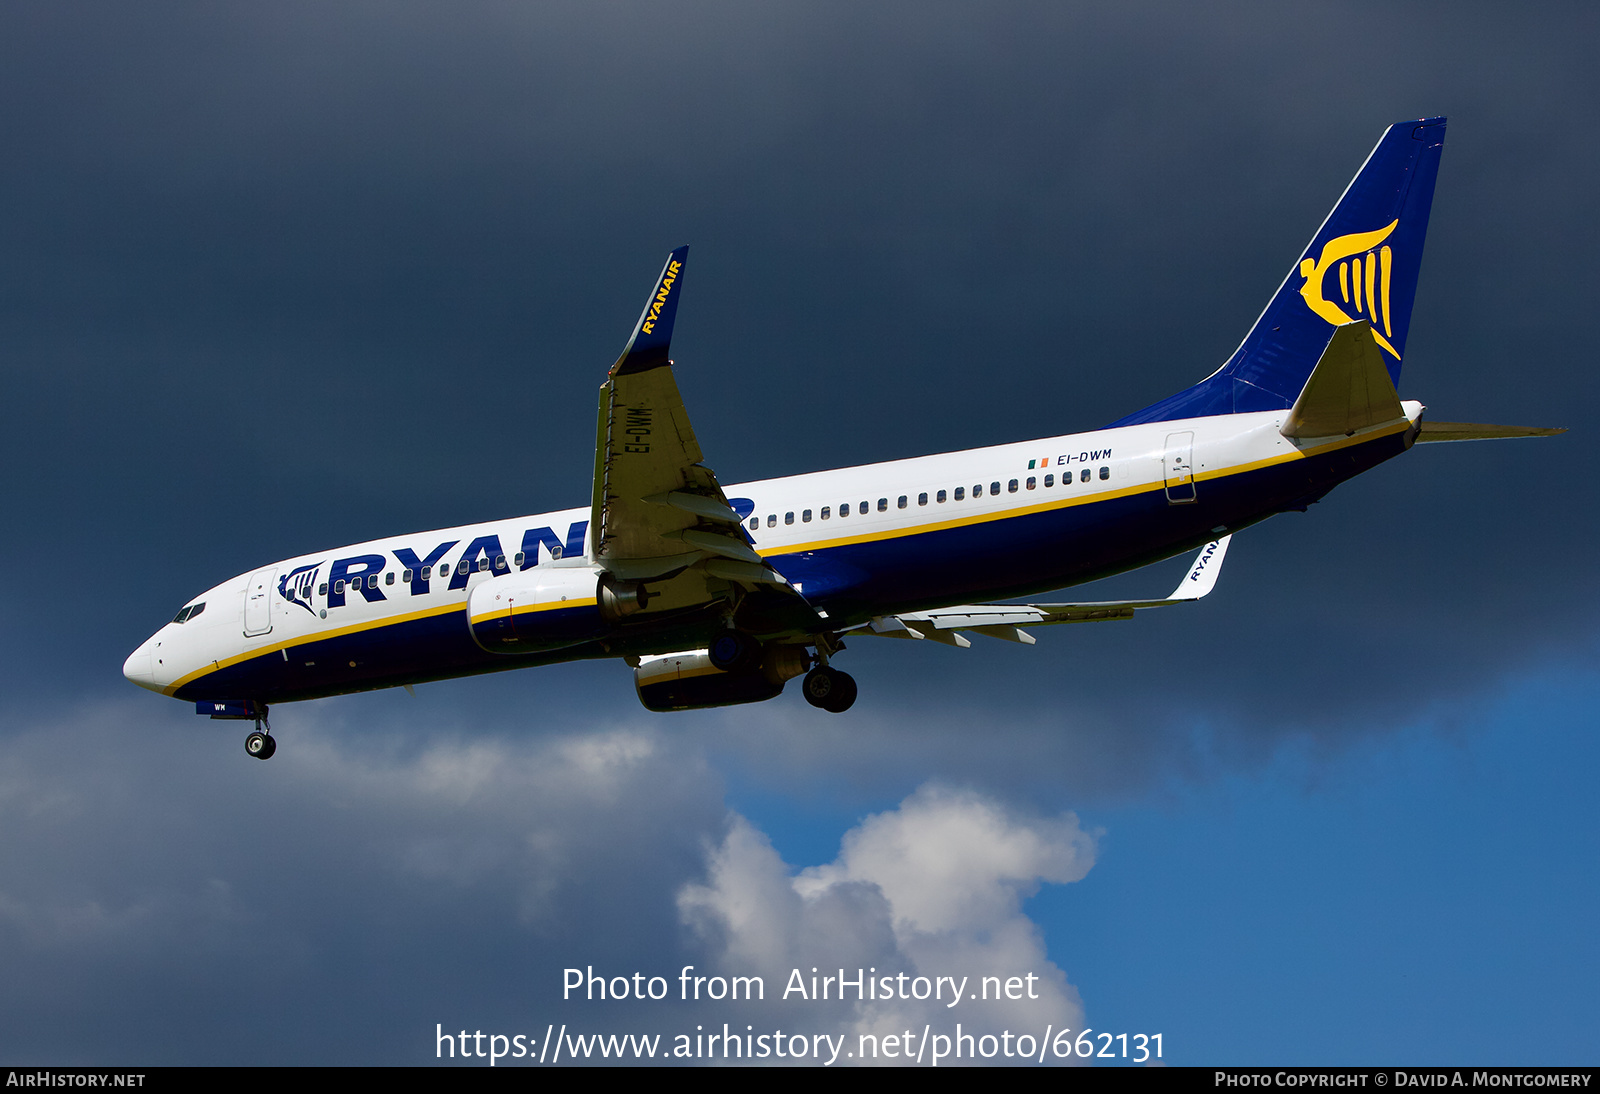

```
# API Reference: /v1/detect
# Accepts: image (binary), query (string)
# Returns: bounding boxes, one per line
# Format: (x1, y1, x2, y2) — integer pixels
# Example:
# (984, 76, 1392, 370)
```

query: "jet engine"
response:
(634, 645, 811, 712)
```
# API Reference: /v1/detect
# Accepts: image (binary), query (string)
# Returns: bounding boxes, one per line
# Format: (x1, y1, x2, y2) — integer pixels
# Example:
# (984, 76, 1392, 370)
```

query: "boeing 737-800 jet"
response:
(123, 117, 1560, 759)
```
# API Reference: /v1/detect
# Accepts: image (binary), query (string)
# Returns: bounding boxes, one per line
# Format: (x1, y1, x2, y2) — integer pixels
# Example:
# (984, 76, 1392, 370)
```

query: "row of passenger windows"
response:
(746, 466, 1112, 531)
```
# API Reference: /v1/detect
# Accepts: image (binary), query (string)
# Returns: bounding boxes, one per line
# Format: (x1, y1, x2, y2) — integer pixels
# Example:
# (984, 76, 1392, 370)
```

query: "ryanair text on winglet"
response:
(640, 260, 681, 335)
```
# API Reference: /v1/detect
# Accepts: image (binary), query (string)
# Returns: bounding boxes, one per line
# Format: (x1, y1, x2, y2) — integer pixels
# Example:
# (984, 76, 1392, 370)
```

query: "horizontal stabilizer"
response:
(1282, 321, 1404, 439)
(857, 536, 1232, 646)
(1413, 421, 1567, 443)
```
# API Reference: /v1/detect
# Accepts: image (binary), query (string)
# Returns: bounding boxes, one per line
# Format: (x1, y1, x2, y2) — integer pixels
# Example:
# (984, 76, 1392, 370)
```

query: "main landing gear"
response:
(710, 627, 859, 713)
(244, 707, 276, 760)
(802, 664, 857, 713)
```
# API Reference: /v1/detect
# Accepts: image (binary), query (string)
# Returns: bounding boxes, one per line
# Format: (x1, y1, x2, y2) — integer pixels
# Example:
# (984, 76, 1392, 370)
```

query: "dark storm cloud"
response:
(0, 4, 1594, 1029)
(0, 0, 1595, 1066)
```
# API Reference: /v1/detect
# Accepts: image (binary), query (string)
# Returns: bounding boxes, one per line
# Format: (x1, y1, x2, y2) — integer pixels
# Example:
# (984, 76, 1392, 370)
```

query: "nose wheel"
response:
(802, 666, 857, 713)
(244, 708, 276, 760)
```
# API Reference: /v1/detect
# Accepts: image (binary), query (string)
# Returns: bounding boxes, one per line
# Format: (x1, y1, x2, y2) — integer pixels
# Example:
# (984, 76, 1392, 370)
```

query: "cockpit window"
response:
(171, 601, 206, 624)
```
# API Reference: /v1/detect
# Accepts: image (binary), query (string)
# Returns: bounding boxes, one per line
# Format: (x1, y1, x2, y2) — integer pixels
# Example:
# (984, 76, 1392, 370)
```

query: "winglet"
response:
(611, 246, 689, 376)
(1166, 535, 1232, 601)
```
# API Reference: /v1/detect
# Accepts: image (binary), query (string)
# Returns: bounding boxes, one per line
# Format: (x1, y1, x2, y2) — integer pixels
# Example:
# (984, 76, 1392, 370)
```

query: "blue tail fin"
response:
(1111, 118, 1446, 426)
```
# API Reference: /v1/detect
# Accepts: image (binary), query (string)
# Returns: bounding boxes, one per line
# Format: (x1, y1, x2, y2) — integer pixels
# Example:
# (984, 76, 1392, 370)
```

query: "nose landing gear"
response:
(245, 707, 276, 760)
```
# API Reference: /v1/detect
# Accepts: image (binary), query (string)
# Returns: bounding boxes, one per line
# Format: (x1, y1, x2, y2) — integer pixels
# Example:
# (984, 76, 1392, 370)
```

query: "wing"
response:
(855, 536, 1233, 648)
(589, 248, 823, 631)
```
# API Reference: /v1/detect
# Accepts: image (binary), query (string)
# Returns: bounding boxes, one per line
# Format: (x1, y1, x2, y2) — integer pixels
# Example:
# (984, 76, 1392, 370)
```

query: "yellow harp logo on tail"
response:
(1297, 220, 1402, 359)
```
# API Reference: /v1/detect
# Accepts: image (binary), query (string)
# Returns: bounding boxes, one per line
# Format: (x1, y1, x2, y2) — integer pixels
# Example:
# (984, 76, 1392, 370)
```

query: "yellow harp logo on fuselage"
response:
(1297, 220, 1401, 359)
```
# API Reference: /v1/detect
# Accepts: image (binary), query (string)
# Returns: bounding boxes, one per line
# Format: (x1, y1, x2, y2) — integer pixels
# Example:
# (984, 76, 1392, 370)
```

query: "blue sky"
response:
(0, 1, 1595, 1066)
(1039, 661, 1600, 1065)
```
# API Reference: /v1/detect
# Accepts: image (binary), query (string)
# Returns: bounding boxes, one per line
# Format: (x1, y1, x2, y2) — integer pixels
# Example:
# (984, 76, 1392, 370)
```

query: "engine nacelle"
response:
(467, 566, 609, 654)
(633, 646, 809, 712)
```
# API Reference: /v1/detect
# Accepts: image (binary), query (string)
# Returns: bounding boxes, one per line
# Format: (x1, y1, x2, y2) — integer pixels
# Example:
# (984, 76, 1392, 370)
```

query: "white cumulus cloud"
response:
(679, 784, 1097, 1064)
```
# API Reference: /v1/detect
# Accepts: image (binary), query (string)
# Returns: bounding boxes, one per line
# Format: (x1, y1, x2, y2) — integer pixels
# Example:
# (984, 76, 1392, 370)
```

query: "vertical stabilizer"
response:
(1113, 118, 1445, 426)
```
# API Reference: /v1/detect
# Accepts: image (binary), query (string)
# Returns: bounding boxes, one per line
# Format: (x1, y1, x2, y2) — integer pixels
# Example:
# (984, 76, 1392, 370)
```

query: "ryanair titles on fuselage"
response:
(320, 520, 590, 610)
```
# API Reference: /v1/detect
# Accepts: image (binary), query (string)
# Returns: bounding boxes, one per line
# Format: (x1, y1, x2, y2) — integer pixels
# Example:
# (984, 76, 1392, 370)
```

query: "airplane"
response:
(123, 116, 1562, 759)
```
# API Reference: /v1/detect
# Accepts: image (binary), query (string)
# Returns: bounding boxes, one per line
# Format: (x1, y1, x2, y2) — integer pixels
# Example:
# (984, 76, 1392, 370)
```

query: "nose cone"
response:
(122, 640, 161, 693)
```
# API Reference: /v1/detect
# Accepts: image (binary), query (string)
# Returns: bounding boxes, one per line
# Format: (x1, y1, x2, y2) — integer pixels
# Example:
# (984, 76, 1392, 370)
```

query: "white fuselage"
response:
(124, 403, 1421, 705)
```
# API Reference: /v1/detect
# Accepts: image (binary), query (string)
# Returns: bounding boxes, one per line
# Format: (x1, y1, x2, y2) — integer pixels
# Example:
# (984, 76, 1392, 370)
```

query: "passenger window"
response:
(476, 558, 488, 572)
(749, 518, 758, 531)
(402, 570, 413, 583)
(785, 512, 794, 525)
(494, 555, 506, 571)
(954, 487, 965, 501)
(550, 545, 563, 560)
(937, 490, 947, 503)
(421, 566, 432, 580)
(973, 484, 983, 497)
(821, 506, 831, 520)
(802, 509, 812, 522)
(319, 583, 328, 596)
(1044, 474, 1054, 487)
(334, 580, 345, 594)
(898, 495, 907, 509)
(767, 514, 776, 527)
(1008, 479, 1019, 493)
(839, 504, 849, 517)
(877, 498, 886, 512)
(991, 481, 1001, 495)
(919, 493, 928, 506)
(860, 500, 869, 513)
(368, 574, 380, 588)
(458, 560, 471, 576)
(1099, 465, 1110, 480)
(385, 572, 395, 585)
(1027, 477, 1036, 490)
(1080, 469, 1091, 482)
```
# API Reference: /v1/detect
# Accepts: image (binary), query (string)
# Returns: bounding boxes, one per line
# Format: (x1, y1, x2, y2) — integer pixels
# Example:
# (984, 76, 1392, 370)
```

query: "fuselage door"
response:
(243, 567, 277, 637)
(1163, 432, 1197, 504)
